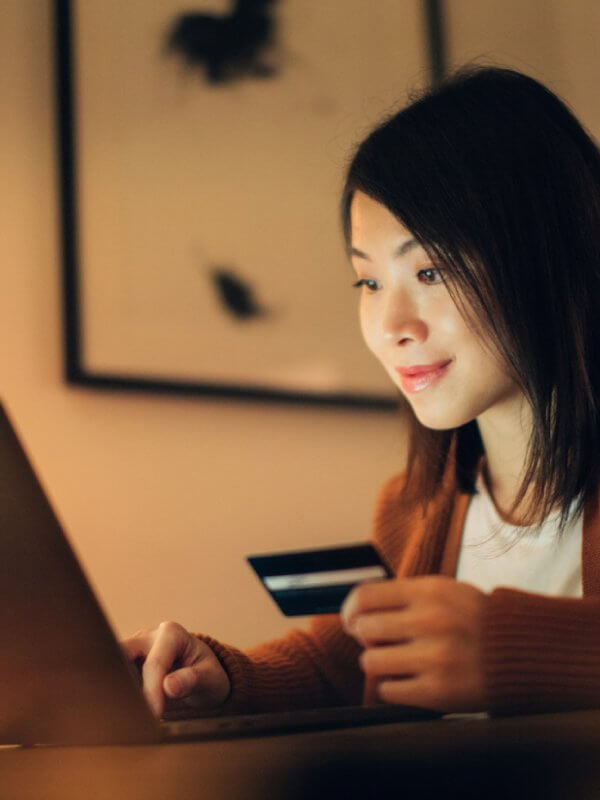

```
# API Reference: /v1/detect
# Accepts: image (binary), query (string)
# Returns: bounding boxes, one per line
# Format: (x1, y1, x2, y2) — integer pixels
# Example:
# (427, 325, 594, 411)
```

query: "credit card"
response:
(247, 543, 394, 616)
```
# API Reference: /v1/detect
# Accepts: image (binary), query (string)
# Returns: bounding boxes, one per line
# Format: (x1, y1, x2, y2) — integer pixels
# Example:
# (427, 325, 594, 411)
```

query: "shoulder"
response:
(371, 473, 424, 569)
(373, 472, 411, 527)
(371, 471, 464, 574)
(373, 471, 447, 526)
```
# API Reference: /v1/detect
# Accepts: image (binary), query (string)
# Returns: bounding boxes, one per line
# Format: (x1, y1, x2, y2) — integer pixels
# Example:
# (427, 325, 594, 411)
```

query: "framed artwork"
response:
(55, 0, 445, 408)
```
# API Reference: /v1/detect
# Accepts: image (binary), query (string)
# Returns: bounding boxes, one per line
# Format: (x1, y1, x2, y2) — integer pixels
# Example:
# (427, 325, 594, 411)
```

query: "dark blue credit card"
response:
(247, 543, 394, 616)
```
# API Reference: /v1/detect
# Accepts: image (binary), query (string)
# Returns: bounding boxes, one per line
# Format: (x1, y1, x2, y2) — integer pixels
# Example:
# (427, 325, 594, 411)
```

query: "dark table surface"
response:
(3, 709, 600, 800)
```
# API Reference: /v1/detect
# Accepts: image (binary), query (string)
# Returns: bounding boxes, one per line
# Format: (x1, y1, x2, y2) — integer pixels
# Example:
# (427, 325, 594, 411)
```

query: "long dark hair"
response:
(341, 65, 600, 529)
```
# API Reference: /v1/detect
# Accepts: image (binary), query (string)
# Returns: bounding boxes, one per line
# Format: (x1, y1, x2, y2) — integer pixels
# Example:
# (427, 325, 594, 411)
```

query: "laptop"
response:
(0, 402, 436, 746)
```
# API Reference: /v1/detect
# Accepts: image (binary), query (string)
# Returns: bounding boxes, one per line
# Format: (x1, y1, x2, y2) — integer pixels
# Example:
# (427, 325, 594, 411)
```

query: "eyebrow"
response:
(350, 238, 421, 260)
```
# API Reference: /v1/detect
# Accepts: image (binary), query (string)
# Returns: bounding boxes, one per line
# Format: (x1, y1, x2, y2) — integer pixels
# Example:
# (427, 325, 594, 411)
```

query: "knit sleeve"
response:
(194, 614, 363, 714)
(482, 588, 600, 714)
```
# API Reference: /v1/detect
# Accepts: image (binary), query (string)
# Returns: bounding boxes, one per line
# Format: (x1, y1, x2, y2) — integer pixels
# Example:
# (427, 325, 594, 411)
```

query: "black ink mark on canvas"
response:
(166, 0, 280, 86)
(211, 267, 266, 320)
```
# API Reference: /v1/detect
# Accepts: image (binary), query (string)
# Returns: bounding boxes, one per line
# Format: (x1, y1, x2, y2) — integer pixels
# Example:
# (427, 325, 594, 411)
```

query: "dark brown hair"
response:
(341, 66, 600, 529)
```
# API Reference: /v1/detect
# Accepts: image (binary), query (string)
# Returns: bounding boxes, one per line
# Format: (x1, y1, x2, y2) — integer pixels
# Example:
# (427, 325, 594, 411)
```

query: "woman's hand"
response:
(121, 621, 231, 718)
(341, 575, 486, 712)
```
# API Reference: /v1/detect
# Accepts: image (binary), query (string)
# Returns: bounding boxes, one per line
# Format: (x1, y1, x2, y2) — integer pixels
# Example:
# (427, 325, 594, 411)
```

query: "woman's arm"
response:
(196, 615, 363, 714)
(482, 589, 600, 714)
(341, 576, 600, 715)
(122, 614, 363, 717)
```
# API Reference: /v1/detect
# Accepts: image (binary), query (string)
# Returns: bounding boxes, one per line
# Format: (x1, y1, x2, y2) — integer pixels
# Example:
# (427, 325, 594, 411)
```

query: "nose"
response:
(381, 287, 427, 345)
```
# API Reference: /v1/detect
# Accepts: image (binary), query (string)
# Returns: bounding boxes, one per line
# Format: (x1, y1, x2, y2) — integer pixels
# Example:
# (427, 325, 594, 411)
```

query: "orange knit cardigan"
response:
(200, 472, 600, 716)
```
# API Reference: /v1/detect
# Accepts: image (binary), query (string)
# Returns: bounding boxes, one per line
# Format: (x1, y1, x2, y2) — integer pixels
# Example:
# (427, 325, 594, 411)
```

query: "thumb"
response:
(163, 659, 230, 709)
(164, 665, 200, 699)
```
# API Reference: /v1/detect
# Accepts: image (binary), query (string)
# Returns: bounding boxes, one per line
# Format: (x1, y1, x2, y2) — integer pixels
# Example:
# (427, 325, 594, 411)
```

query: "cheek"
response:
(359, 303, 390, 374)
(436, 299, 466, 341)
(358, 301, 378, 354)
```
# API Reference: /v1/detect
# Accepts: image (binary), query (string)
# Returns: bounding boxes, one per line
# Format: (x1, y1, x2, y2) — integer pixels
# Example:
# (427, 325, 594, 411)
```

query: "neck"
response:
(476, 392, 535, 522)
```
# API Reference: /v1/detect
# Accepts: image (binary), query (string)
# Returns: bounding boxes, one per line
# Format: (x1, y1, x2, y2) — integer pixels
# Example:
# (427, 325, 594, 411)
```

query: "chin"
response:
(410, 404, 475, 431)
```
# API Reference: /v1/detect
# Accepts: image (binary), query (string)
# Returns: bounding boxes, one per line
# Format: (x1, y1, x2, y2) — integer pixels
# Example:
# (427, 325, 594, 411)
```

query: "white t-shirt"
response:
(455, 473, 583, 597)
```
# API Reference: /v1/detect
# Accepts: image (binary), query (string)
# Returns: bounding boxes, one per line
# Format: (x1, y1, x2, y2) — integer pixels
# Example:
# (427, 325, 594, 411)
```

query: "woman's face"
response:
(350, 190, 520, 430)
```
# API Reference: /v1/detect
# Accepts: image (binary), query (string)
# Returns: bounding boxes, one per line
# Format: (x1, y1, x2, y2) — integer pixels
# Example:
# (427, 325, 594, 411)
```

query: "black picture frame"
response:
(54, 0, 445, 409)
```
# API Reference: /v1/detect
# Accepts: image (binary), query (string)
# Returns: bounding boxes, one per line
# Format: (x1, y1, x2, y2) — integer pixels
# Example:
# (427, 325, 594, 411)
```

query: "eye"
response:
(352, 278, 381, 293)
(417, 267, 444, 285)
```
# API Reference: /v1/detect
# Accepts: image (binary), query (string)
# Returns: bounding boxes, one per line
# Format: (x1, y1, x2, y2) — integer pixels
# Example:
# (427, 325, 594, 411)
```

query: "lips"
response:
(395, 359, 452, 394)
(396, 359, 452, 377)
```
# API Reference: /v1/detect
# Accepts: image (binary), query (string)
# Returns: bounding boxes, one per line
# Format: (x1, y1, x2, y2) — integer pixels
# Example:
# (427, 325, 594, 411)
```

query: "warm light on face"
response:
(349, 190, 519, 430)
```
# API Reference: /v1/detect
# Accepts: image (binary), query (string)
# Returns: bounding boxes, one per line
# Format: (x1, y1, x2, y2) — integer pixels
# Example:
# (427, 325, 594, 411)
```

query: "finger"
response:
(164, 665, 201, 699)
(375, 674, 477, 712)
(351, 610, 413, 646)
(342, 575, 455, 630)
(120, 632, 154, 662)
(376, 677, 439, 710)
(143, 658, 170, 718)
(341, 579, 411, 631)
(164, 654, 217, 699)
(164, 660, 228, 711)
(142, 627, 187, 717)
(359, 641, 427, 678)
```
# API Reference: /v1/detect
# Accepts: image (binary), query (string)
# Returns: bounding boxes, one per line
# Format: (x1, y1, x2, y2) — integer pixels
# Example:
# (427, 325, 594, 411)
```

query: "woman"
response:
(123, 65, 600, 718)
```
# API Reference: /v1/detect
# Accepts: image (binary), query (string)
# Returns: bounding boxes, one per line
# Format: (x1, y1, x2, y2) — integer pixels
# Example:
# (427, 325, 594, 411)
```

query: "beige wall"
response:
(446, 0, 600, 135)
(1, 1, 407, 648)
(2, 1, 599, 651)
